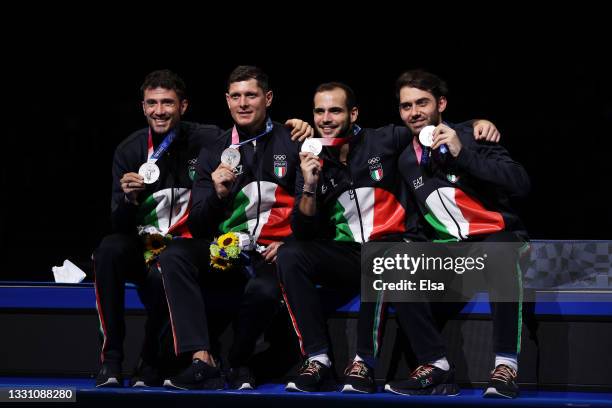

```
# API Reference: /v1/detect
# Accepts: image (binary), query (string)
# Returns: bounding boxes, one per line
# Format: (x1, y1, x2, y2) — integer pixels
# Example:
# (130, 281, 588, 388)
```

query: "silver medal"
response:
(138, 162, 160, 184)
(418, 125, 436, 147)
(221, 147, 241, 169)
(301, 138, 322, 156)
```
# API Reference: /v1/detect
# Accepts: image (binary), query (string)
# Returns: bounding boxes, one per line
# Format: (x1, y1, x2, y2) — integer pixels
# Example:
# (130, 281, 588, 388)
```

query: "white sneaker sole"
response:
(286, 382, 314, 392)
(96, 377, 120, 388)
(163, 379, 188, 390)
(341, 384, 370, 393)
(384, 383, 460, 396)
(285, 382, 300, 392)
(483, 387, 514, 398)
(384, 384, 404, 395)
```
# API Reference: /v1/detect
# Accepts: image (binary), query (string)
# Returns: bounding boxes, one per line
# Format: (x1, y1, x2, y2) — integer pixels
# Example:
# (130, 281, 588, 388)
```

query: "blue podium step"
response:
(2, 282, 612, 391)
(2, 281, 611, 317)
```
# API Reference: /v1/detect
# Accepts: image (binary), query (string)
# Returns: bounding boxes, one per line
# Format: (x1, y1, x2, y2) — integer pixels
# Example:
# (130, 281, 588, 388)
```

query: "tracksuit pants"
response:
(160, 238, 280, 367)
(94, 233, 168, 366)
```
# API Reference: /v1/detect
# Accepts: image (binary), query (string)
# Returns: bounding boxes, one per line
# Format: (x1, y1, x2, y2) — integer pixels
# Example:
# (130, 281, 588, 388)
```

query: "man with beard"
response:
(276, 81, 499, 393)
(382, 70, 529, 399)
(94, 69, 225, 388)
(95, 68, 312, 389)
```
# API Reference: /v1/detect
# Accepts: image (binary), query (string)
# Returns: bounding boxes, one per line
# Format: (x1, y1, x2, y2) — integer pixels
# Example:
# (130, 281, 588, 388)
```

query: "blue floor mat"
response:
(1, 377, 611, 408)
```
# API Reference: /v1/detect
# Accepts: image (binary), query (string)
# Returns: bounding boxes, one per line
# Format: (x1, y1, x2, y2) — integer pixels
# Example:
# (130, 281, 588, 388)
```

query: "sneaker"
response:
(384, 364, 460, 396)
(129, 359, 162, 387)
(96, 362, 122, 388)
(227, 366, 255, 390)
(163, 359, 224, 390)
(483, 364, 519, 399)
(286, 359, 333, 393)
(341, 361, 376, 393)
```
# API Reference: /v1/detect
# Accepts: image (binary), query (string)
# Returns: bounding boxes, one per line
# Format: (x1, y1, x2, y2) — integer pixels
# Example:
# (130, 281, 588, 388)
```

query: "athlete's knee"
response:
(95, 233, 136, 260)
(276, 241, 309, 276)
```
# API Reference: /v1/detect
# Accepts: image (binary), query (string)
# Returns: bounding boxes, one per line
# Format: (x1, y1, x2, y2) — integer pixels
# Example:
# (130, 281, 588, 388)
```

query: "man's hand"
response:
(473, 119, 501, 143)
(120, 172, 145, 205)
(262, 241, 284, 263)
(299, 151, 321, 189)
(432, 124, 462, 158)
(286, 119, 314, 142)
(211, 163, 236, 200)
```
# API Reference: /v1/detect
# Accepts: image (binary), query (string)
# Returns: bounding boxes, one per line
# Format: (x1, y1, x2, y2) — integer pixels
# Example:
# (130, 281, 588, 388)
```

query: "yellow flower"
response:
(142, 233, 172, 265)
(210, 255, 230, 271)
(218, 232, 238, 248)
(144, 234, 167, 251)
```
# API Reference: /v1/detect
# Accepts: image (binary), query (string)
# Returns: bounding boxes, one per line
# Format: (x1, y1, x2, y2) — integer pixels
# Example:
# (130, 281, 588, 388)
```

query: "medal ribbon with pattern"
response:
(139, 128, 177, 184)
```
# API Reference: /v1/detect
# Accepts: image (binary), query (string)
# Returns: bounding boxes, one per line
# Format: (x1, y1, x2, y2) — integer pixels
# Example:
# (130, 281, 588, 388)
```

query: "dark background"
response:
(2, 21, 611, 281)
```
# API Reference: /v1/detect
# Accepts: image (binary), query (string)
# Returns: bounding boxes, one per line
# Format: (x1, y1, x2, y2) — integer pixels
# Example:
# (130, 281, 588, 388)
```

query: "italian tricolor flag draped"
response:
(219, 181, 294, 244)
(330, 187, 406, 243)
(137, 188, 192, 237)
(424, 187, 505, 240)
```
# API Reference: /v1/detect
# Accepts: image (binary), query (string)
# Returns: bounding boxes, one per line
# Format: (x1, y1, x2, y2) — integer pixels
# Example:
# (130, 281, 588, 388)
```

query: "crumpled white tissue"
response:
(52, 259, 86, 283)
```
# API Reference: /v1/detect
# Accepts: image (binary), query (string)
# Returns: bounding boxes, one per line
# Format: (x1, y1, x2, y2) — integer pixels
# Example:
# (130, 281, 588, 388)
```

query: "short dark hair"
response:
(141, 69, 187, 101)
(227, 65, 270, 93)
(314, 82, 357, 110)
(395, 70, 449, 101)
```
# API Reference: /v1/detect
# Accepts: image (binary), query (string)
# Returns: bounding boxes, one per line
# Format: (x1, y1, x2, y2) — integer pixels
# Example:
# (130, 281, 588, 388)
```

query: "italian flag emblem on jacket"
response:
(368, 158, 383, 181)
(424, 187, 505, 240)
(370, 167, 383, 181)
(330, 187, 406, 242)
(219, 181, 294, 244)
(137, 188, 192, 237)
(274, 159, 287, 178)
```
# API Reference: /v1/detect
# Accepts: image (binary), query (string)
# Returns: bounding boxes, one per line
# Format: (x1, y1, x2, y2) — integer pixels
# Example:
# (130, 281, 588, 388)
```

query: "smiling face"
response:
(225, 78, 273, 134)
(398, 86, 447, 135)
(313, 88, 358, 138)
(142, 87, 187, 135)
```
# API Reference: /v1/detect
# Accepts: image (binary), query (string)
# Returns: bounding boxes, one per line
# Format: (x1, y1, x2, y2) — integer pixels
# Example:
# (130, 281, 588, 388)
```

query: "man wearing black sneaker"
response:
(94, 70, 224, 388)
(277, 82, 498, 394)
(277, 82, 415, 393)
(384, 70, 529, 399)
(160, 66, 312, 391)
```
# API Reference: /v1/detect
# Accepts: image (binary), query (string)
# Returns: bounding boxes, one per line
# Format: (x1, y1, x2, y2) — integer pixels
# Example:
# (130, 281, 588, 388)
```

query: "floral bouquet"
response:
(209, 232, 255, 271)
(142, 233, 173, 265)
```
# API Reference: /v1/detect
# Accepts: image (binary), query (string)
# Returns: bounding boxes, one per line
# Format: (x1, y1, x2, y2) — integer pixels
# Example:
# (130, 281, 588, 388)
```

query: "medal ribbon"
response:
(147, 128, 177, 163)
(413, 136, 429, 167)
(317, 124, 361, 147)
(230, 117, 274, 148)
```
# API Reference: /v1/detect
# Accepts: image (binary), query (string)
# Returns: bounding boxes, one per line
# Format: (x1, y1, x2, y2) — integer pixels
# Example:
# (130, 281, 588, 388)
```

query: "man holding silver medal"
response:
(276, 81, 502, 394)
(385, 70, 529, 399)
(94, 70, 226, 388)
(160, 66, 313, 391)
